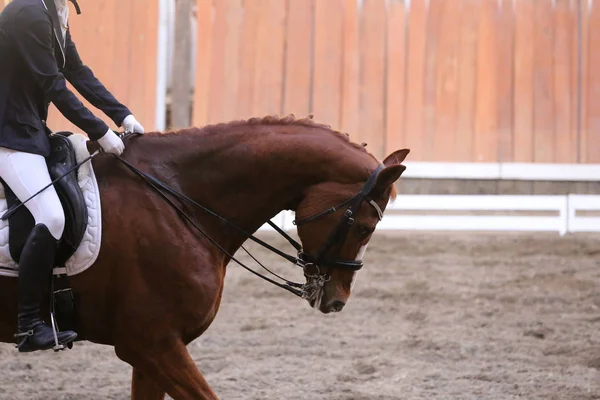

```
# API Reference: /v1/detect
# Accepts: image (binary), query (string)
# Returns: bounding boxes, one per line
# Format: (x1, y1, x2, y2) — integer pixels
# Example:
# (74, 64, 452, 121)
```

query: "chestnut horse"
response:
(0, 115, 408, 399)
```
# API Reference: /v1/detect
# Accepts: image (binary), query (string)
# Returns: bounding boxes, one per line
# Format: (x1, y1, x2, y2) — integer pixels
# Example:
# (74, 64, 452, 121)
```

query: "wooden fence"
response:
(193, 0, 600, 163)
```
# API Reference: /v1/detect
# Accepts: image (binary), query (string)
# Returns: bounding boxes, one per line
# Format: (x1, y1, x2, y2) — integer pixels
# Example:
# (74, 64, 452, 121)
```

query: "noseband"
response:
(294, 164, 385, 272)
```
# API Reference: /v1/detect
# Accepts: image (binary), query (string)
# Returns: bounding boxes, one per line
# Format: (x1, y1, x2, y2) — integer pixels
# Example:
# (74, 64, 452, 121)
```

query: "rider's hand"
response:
(122, 114, 144, 134)
(98, 128, 125, 156)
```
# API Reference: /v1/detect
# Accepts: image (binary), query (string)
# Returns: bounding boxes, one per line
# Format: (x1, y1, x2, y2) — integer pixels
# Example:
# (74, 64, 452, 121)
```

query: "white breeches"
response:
(0, 148, 65, 240)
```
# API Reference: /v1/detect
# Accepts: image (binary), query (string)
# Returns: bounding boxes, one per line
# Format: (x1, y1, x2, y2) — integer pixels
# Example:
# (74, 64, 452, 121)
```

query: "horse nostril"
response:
(331, 300, 345, 312)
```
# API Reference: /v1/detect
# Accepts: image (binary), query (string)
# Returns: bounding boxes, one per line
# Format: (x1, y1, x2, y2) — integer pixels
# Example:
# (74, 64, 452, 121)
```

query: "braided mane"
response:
(157, 114, 373, 156)
(150, 114, 398, 198)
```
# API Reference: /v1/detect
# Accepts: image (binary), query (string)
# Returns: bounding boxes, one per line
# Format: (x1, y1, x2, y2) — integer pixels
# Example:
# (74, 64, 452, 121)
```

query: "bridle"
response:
(293, 164, 385, 272)
(110, 134, 387, 299)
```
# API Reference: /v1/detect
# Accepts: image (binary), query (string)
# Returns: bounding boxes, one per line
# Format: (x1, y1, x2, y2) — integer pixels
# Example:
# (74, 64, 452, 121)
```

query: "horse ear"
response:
(382, 148, 410, 167)
(370, 164, 406, 197)
(370, 149, 409, 196)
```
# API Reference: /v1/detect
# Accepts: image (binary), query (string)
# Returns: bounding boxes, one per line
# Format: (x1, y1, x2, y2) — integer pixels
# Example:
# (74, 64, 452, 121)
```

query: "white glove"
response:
(98, 129, 125, 156)
(122, 114, 144, 134)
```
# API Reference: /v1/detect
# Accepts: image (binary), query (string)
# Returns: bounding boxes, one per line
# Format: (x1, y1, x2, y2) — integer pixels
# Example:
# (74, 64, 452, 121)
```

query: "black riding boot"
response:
(14, 224, 77, 352)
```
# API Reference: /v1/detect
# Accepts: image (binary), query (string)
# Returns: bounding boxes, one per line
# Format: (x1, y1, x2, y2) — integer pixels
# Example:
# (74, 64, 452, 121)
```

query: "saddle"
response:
(1, 132, 88, 267)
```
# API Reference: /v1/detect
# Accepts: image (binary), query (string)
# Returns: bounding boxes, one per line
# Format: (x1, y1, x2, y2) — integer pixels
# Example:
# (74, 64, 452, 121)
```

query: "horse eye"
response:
(357, 225, 372, 239)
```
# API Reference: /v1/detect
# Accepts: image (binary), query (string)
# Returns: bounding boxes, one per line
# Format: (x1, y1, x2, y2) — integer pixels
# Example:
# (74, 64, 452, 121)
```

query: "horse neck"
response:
(130, 123, 375, 255)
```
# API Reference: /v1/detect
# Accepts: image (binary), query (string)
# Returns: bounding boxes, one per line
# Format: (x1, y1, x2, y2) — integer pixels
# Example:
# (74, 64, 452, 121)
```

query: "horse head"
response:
(293, 148, 409, 313)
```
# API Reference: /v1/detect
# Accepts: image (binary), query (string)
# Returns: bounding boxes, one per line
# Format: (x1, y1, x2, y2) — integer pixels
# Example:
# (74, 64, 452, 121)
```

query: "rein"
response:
(2, 131, 385, 299)
(0, 131, 307, 297)
(114, 153, 307, 298)
(113, 134, 384, 298)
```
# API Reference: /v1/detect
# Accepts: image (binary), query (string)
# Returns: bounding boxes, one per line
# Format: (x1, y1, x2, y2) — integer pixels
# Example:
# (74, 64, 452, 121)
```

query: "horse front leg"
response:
(131, 369, 166, 400)
(118, 340, 219, 400)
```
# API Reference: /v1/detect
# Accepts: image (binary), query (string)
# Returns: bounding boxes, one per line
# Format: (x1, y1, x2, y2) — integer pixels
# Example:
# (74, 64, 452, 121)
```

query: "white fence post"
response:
(559, 196, 568, 236)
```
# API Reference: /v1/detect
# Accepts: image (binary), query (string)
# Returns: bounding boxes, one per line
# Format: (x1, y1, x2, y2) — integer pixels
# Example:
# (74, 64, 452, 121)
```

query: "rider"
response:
(0, 0, 144, 352)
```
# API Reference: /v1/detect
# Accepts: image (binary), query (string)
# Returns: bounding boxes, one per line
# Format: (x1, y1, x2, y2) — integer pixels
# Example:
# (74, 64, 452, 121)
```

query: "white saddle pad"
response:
(0, 134, 102, 278)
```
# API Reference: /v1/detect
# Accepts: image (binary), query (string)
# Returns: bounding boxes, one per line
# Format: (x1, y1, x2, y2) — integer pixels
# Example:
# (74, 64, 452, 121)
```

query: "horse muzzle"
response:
(322, 300, 346, 313)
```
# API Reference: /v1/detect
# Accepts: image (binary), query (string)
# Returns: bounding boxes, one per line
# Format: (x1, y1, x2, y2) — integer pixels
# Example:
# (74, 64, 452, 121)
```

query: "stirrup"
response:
(49, 311, 65, 352)
(13, 313, 73, 352)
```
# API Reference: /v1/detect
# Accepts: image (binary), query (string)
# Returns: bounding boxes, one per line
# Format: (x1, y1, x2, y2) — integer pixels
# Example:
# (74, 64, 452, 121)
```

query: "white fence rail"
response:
(378, 195, 570, 234)
(259, 195, 600, 235)
(403, 162, 600, 181)
(567, 195, 600, 233)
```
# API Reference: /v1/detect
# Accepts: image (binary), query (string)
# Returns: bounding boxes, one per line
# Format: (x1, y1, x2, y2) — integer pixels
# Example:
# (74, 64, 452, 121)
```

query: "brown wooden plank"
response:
(423, 0, 444, 159)
(496, 0, 515, 162)
(142, 0, 159, 130)
(385, 0, 408, 155)
(282, 0, 313, 119)
(586, 0, 600, 162)
(128, 0, 146, 125)
(313, 0, 344, 128)
(171, 0, 195, 128)
(455, 0, 480, 162)
(135, 0, 149, 125)
(532, 0, 555, 163)
(433, 0, 460, 162)
(554, 0, 575, 163)
(192, 0, 213, 127)
(94, 1, 112, 85)
(358, 0, 386, 158)
(112, 0, 128, 108)
(252, 0, 286, 116)
(570, 0, 580, 162)
(512, 0, 535, 162)
(208, 0, 242, 123)
(474, 0, 498, 162)
(222, 0, 242, 121)
(143, 0, 159, 130)
(207, 0, 228, 124)
(579, 0, 590, 162)
(113, 0, 133, 108)
(340, 0, 360, 135)
(404, 0, 428, 161)
(88, 1, 108, 91)
(95, 0, 118, 125)
(72, 0, 100, 131)
(127, 0, 147, 128)
(74, 1, 100, 81)
(237, 0, 261, 120)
